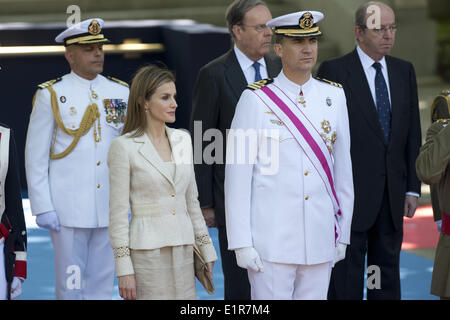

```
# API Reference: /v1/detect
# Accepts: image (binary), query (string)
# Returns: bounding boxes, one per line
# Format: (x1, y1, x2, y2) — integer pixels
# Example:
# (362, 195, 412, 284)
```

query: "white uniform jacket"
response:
(25, 71, 129, 228)
(225, 71, 354, 265)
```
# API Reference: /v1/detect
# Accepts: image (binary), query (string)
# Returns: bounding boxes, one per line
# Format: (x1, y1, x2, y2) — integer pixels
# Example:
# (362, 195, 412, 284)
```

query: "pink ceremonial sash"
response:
(253, 84, 342, 243)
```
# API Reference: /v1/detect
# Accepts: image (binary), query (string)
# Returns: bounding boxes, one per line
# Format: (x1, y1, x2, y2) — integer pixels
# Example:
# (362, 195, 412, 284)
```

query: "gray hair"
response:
(355, 1, 392, 27)
(225, 0, 267, 39)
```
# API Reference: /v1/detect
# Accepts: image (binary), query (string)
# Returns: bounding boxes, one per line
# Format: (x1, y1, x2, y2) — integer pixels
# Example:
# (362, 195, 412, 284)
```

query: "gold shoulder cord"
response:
(47, 86, 101, 159)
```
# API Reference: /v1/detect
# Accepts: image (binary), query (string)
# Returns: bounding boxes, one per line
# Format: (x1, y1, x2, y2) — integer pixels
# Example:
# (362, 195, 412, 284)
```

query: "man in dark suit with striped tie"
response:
(190, 0, 281, 300)
(317, 1, 422, 299)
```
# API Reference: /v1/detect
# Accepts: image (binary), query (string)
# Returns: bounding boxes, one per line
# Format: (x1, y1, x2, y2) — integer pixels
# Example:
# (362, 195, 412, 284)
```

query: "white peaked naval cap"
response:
(55, 18, 109, 46)
(267, 11, 324, 37)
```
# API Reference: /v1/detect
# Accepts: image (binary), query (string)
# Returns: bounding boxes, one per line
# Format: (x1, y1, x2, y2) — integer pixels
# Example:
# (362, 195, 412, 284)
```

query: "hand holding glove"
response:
(36, 210, 60, 231)
(235, 247, 264, 272)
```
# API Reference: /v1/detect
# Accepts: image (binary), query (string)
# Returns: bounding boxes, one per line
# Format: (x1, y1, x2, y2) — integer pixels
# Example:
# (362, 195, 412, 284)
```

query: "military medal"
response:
(326, 97, 332, 106)
(321, 120, 331, 134)
(91, 88, 98, 99)
(69, 106, 77, 116)
(270, 119, 284, 126)
(331, 131, 337, 145)
(104, 99, 127, 126)
(298, 90, 306, 107)
(60, 96, 66, 103)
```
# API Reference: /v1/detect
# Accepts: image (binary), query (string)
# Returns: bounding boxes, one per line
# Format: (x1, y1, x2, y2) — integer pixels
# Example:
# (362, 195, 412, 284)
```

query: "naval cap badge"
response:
(299, 12, 314, 30)
(88, 20, 101, 35)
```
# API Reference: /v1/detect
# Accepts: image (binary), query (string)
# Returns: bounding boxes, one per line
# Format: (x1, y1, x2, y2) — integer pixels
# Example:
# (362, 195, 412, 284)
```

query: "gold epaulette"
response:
(315, 77, 343, 88)
(37, 78, 62, 89)
(106, 76, 129, 88)
(247, 78, 274, 91)
(441, 89, 450, 96)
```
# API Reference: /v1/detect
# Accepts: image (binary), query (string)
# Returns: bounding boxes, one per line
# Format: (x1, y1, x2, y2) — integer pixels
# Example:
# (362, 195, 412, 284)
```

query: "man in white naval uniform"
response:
(225, 11, 354, 299)
(25, 18, 129, 299)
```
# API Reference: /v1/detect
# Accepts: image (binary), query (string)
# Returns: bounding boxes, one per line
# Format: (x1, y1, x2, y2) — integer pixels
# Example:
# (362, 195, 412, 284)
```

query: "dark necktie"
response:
(252, 61, 262, 82)
(373, 62, 391, 143)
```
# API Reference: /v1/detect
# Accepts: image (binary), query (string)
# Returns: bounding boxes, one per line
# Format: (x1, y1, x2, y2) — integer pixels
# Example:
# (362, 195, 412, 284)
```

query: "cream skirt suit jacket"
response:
(108, 127, 217, 283)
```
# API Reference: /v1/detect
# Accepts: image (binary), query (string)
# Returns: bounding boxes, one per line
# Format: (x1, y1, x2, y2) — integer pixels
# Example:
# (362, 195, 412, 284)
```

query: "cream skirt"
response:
(130, 245, 196, 300)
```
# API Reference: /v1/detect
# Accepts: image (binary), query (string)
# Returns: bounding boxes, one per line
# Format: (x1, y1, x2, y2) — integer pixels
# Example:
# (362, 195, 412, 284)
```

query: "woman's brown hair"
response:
(122, 64, 176, 137)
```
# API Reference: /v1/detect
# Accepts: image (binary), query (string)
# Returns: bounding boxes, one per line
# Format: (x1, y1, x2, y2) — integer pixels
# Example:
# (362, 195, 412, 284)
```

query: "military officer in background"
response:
(225, 11, 354, 299)
(25, 18, 129, 299)
(416, 89, 450, 300)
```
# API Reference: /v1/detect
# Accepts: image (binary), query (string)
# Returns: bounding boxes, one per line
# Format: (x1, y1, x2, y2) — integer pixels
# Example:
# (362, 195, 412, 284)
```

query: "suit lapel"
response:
(265, 55, 281, 78)
(386, 56, 403, 149)
(166, 127, 187, 186)
(135, 133, 174, 186)
(224, 50, 248, 101)
(346, 49, 386, 144)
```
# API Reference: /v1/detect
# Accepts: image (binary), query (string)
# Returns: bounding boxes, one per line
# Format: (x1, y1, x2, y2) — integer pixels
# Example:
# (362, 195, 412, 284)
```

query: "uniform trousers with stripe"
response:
(50, 226, 115, 300)
(247, 259, 333, 300)
(0, 243, 7, 300)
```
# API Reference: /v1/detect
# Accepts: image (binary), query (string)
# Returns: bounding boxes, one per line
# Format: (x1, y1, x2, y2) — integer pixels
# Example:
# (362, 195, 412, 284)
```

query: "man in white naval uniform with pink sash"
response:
(225, 11, 354, 299)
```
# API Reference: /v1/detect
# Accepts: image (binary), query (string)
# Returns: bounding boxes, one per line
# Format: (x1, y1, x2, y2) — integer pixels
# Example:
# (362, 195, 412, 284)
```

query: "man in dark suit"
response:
(190, 0, 281, 300)
(317, 1, 421, 300)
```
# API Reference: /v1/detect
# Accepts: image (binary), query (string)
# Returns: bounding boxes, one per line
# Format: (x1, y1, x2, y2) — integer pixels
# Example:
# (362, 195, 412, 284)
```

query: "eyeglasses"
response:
(359, 25, 397, 35)
(239, 23, 271, 33)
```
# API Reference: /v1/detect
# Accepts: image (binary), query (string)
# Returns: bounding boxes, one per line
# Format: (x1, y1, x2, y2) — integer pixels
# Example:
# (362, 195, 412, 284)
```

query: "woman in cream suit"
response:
(108, 65, 217, 300)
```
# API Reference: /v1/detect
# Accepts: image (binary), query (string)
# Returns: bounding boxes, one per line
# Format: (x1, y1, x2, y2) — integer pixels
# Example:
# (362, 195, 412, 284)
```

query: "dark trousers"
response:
(328, 190, 403, 300)
(217, 225, 251, 300)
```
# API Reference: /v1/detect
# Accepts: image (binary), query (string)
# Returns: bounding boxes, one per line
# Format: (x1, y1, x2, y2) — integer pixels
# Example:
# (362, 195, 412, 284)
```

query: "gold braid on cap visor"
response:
(65, 34, 108, 46)
(274, 26, 320, 35)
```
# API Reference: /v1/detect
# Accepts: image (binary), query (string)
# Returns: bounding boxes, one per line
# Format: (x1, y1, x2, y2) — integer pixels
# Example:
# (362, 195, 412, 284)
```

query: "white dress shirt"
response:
(356, 45, 392, 108)
(234, 45, 268, 84)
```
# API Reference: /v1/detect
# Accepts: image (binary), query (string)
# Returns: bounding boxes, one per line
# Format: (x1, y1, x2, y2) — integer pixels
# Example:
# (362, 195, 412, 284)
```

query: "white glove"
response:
(333, 243, 347, 267)
(235, 247, 264, 272)
(10, 277, 22, 299)
(36, 210, 60, 231)
(437, 220, 442, 233)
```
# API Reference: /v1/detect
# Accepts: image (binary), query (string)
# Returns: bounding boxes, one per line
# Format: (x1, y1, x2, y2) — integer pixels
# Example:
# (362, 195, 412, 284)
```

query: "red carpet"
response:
(402, 205, 440, 250)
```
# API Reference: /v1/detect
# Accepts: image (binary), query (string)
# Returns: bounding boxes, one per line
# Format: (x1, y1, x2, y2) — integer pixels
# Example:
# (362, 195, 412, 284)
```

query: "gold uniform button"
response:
(71, 125, 76, 129)
(172, 211, 176, 215)
(305, 196, 309, 200)
(304, 171, 309, 176)
(97, 184, 100, 188)
(97, 161, 101, 166)
(171, 194, 175, 197)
